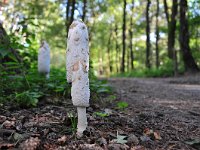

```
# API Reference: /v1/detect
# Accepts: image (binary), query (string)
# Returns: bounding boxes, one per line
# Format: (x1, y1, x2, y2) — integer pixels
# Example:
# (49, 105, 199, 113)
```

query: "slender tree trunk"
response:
(179, 0, 199, 73)
(115, 24, 120, 73)
(146, 0, 151, 69)
(163, 0, 169, 24)
(66, 0, 75, 38)
(155, 0, 159, 68)
(82, 0, 87, 22)
(107, 28, 112, 74)
(66, 0, 71, 38)
(0, 23, 21, 62)
(70, 0, 75, 25)
(127, 45, 130, 71)
(121, 0, 127, 73)
(168, 0, 178, 59)
(98, 49, 103, 75)
(129, 0, 134, 70)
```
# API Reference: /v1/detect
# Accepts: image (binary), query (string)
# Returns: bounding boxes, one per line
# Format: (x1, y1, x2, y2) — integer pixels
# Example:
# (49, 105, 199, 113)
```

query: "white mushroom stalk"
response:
(38, 41, 50, 79)
(66, 20, 90, 137)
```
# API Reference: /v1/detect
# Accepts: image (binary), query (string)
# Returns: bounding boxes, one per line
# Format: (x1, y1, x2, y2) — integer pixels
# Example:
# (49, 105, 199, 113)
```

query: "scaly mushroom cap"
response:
(66, 20, 89, 83)
(38, 41, 50, 74)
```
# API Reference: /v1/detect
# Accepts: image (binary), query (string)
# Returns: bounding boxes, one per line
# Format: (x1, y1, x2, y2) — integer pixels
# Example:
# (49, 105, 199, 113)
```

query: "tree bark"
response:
(82, 0, 87, 22)
(121, 0, 127, 73)
(129, 0, 134, 70)
(179, 0, 199, 73)
(115, 24, 120, 73)
(168, 0, 178, 59)
(0, 23, 21, 63)
(163, 0, 169, 24)
(155, 0, 159, 68)
(66, 0, 71, 38)
(107, 27, 112, 74)
(145, 0, 151, 69)
(66, 0, 76, 38)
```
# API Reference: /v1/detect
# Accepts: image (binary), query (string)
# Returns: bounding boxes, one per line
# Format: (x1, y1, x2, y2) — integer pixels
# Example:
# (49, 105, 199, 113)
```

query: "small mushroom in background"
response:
(38, 41, 50, 79)
(66, 20, 90, 137)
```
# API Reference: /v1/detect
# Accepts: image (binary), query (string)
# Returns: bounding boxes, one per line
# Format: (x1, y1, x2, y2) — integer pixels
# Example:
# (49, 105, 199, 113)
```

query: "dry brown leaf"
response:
(0, 143, 14, 149)
(153, 132, 162, 140)
(143, 128, 153, 135)
(57, 135, 68, 144)
(0, 115, 6, 123)
(20, 137, 40, 150)
(2, 120, 15, 128)
(131, 145, 146, 150)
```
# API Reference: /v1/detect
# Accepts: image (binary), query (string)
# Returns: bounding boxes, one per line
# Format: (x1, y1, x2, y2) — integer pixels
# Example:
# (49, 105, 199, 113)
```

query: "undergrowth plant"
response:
(67, 112, 77, 133)
(117, 101, 129, 110)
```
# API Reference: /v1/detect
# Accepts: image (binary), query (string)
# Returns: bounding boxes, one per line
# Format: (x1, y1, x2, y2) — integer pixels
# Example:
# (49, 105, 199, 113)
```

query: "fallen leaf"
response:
(0, 115, 6, 123)
(20, 137, 40, 150)
(0, 143, 14, 149)
(113, 131, 127, 144)
(57, 135, 68, 144)
(2, 120, 15, 128)
(108, 143, 129, 150)
(131, 145, 146, 150)
(13, 132, 24, 141)
(143, 128, 153, 135)
(153, 132, 162, 140)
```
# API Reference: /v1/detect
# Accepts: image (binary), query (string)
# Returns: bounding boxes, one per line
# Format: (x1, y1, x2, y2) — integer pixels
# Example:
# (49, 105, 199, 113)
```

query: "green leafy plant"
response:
(117, 101, 128, 110)
(94, 112, 109, 117)
(15, 90, 42, 107)
(67, 112, 77, 133)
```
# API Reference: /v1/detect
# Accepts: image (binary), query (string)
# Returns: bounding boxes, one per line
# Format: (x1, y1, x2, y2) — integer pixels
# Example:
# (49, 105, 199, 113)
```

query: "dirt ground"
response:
(0, 75, 200, 150)
(108, 75, 200, 150)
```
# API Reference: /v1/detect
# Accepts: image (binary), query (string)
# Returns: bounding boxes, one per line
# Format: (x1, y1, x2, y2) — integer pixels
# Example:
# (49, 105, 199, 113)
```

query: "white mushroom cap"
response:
(38, 41, 50, 75)
(66, 20, 89, 83)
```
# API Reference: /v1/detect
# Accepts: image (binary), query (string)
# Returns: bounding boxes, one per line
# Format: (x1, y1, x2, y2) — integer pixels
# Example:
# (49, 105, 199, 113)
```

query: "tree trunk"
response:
(107, 28, 112, 74)
(66, 0, 71, 38)
(163, 0, 169, 24)
(70, 0, 75, 25)
(179, 0, 199, 73)
(0, 23, 21, 64)
(82, 0, 87, 22)
(66, 0, 76, 38)
(168, 0, 178, 59)
(129, 0, 134, 70)
(121, 0, 127, 73)
(155, 0, 159, 68)
(115, 24, 120, 73)
(145, 0, 151, 69)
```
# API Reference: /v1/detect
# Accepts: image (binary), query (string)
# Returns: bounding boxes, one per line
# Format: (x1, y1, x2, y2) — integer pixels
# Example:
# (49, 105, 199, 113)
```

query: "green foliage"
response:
(15, 91, 42, 107)
(90, 80, 112, 94)
(67, 112, 77, 133)
(114, 59, 176, 77)
(94, 112, 109, 117)
(117, 101, 128, 110)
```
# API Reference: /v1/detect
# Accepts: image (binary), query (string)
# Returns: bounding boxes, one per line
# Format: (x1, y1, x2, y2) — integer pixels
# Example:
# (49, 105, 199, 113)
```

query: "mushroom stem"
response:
(77, 106, 87, 137)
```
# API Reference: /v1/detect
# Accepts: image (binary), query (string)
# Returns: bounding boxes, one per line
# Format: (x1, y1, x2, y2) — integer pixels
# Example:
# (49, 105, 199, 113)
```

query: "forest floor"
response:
(0, 75, 200, 150)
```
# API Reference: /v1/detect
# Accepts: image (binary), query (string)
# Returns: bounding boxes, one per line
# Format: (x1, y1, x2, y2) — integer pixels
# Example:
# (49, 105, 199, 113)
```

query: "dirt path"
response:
(108, 77, 200, 149)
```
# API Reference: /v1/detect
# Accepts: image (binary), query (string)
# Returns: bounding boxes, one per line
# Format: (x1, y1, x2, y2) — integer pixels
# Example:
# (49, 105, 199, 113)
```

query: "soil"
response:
(0, 75, 200, 150)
